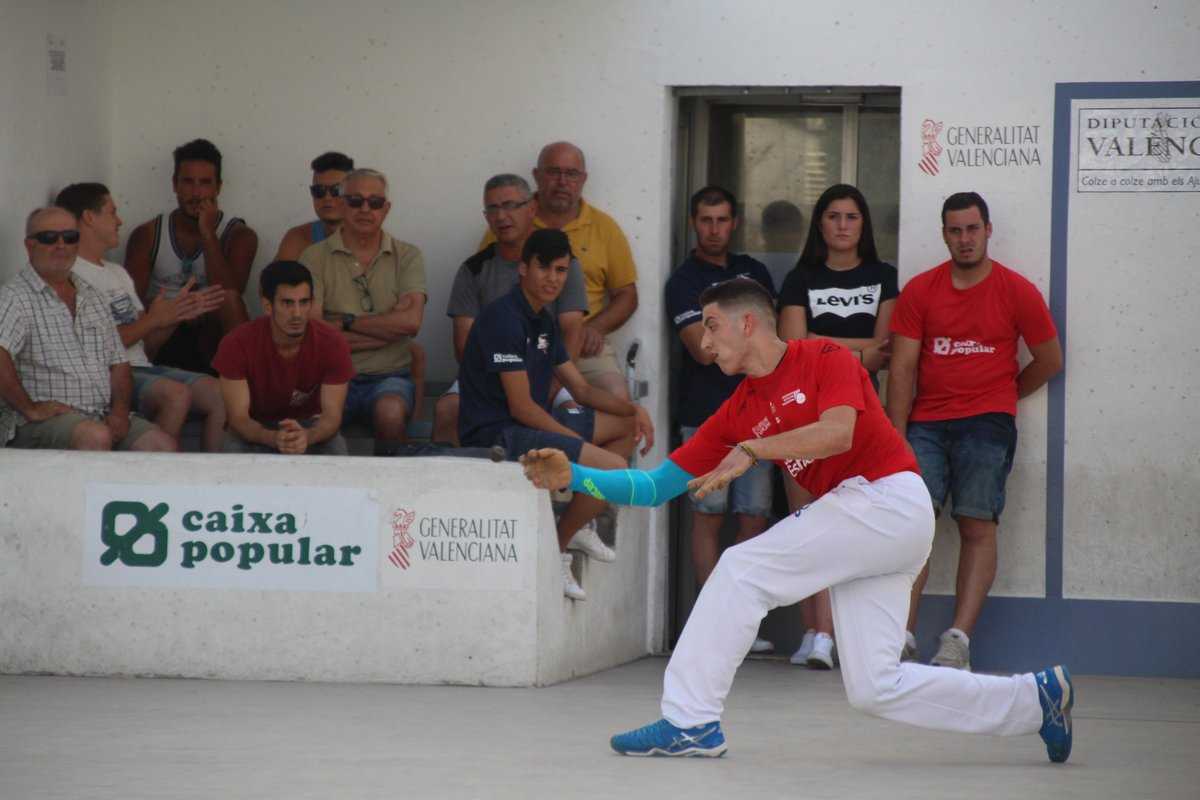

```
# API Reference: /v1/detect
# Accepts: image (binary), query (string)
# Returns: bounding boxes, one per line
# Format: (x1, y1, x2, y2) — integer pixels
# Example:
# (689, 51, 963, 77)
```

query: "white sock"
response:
(945, 627, 970, 646)
(905, 630, 918, 649)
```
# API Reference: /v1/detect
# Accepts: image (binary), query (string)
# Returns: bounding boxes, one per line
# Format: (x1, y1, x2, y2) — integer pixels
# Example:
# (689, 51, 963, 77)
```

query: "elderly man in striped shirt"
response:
(0, 207, 174, 452)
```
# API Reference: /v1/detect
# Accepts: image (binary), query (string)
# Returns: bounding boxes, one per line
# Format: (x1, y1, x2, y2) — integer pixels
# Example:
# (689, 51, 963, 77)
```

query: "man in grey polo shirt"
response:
(0, 207, 174, 452)
(431, 173, 586, 445)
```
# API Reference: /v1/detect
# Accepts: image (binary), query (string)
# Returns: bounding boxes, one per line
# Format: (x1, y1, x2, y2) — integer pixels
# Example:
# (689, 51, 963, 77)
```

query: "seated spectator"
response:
(56, 182, 227, 452)
(125, 138, 258, 374)
(481, 141, 640, 399)
(213, 261, 354, 455)
(0, 207, 173, 452)
(665, 185, 777, 656)
(777, 183, 898, 669)
(300, 168, 426, 455)
(274, 151, 355, 261)
(432, 173, 587, 445)
(887, 191, 1062, 669)
(458, 229, 653, 600)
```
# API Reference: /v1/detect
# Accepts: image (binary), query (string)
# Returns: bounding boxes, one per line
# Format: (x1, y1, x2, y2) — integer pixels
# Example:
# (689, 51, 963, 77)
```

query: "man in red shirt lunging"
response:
(520, 277, 1073, 763)
(888, 193, 1063, 670)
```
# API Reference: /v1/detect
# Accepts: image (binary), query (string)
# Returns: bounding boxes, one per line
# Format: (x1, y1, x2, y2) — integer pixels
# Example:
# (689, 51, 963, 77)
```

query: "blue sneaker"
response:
(610, 718, 727, 757)
(1035, 665, 1074, 763)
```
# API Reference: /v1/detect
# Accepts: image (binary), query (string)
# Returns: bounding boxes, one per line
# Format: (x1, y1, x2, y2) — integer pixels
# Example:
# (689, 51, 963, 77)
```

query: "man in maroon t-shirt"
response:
(888, 192, 1063, 670)
(213, 260, 355, 455)
(519, 277, 1074, 764)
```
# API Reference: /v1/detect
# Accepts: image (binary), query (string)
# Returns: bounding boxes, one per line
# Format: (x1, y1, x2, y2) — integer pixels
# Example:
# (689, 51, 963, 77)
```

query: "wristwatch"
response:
(341, 313, 356, 332)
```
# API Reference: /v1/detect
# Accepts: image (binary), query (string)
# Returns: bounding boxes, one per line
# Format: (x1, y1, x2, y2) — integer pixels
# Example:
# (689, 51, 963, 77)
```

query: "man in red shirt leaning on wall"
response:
(519, 277, 1074, 764)
(887, 192, 1063, 671)
(213, 260, 355, 455)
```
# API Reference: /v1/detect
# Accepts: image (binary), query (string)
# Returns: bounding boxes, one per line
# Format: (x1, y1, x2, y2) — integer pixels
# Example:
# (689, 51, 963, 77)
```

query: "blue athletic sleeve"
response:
(568, 459, 694, 507)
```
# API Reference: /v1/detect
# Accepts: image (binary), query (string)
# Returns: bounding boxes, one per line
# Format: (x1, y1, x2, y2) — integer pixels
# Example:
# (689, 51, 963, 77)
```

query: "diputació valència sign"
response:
(1077, 105, 1200, 192)
(84, 483, 379, 591)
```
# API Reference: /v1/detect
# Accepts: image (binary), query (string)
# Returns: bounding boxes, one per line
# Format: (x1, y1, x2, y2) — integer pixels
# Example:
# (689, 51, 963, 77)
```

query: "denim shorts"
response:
(680, 425, 774, 517)
(906, 412, 1017, 522)
(344, 370, 416, 423)
(498, 406, 595, 463)
(132, 365, 209, 413)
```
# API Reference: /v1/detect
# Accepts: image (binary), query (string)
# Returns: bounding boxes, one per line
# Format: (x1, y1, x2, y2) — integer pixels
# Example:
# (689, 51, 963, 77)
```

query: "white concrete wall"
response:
(0, 450, 647, 685)
(0, 0, 110, 274)
(2, 0, 1195, 655)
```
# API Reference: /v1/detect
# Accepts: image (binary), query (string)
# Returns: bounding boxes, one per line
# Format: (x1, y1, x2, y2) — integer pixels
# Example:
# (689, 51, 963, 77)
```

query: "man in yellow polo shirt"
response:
(483, 142, 639, 400)
(300, 168, 426, 455)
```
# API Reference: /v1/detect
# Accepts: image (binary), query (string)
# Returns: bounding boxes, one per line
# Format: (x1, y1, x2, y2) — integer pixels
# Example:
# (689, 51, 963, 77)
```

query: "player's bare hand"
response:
(519, 448, 571, 490)
(275, 419, 308, 455)
(197, 197, 220, 240)
(104, 412, 131, 444)
(862, 336, 891, 372)
(24, 400, 72, 422)
(687, 443, 755, 498)
(633, 404, 655, 456)
(580, 325, 605, 358)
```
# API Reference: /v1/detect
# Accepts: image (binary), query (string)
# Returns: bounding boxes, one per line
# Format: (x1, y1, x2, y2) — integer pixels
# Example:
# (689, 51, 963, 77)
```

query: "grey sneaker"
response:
(807, 632, 837, 669)
(900, 640, 920, 662)
(930, 629, 971, 670)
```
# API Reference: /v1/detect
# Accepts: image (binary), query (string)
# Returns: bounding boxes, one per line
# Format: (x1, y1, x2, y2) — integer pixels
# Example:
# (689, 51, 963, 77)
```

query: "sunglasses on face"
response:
(352, 274, 374, 312)
(309, 184, 342, 199)
(344, 194, 387, 210)
(27, 230, 80, 245)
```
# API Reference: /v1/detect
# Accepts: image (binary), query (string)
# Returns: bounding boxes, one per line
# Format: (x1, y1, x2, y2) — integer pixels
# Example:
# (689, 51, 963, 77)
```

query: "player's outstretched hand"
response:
(519, 448, 571, 491)
(687, 442, 755, 498)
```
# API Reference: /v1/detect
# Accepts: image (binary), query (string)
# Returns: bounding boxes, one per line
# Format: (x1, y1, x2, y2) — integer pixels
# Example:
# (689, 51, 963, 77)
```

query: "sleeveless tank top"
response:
(310, 219, 330, 245)
(147, 210, 244, 299)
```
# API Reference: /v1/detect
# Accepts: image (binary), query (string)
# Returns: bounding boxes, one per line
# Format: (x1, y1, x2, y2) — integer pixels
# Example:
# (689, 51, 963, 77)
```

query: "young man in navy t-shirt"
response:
(458, 229, 653, 600)
(665, 185, 777, 654)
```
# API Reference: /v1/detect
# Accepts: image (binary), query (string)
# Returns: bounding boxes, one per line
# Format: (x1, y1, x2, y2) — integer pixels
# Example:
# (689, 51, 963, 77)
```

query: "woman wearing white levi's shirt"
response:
(776, 183, 899, 671)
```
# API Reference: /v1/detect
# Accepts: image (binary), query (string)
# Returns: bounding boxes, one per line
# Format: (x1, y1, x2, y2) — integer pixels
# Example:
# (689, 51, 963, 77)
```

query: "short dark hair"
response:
(173, 138, 223, 181)
(941, 191, 990, 226)
(698, 277, 776, 324)
(55, 182, 110, 220)
(797, 184, 880, 269)
(690, 185, 739, 218)
(521, 228, 573, 266)
(311, 151, 354, 173)
(259, 260, 314, 301)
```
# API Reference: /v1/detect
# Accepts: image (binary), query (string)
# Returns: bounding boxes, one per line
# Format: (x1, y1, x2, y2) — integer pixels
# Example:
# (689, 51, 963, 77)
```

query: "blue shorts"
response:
(132, 365, 210, 413)
(680, 425, 774, 517)
(344, 371, 416, 424)
(907, 412, 1017, 522)
(498, 406, 596, 463)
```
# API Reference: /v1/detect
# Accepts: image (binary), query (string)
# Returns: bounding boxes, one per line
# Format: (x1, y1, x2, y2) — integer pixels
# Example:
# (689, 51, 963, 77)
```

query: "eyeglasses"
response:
(352, 274, 374, 312)
(26, 230, 80, 245)
(344, 194, 387, 210)
(309, 184, 342, 199)
(540, 167, 585, 183)
(483, 199, 531, 216)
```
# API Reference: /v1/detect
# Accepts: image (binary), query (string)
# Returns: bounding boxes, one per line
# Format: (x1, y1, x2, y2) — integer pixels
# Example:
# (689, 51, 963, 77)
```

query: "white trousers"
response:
(662, 471, 1042, 736)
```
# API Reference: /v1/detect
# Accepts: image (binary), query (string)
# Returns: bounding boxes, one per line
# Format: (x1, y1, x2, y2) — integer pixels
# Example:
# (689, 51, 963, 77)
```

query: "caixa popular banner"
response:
(83, 483, 379, 591)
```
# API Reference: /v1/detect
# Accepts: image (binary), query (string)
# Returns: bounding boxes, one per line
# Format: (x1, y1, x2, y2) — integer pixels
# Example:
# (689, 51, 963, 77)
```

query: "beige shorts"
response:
(574, 341, 623, 384)
(9, 412, 159, 451)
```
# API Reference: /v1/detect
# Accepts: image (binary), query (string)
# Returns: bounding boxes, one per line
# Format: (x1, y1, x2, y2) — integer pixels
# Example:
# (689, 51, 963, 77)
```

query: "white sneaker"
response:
(566, 522, 616, 563)
(749, 637, 774, 654)
(790, 629, 817, 665)
(930, 629, 970, 671)
(807, 632, 836, 669)
(561, 552, 586, 600)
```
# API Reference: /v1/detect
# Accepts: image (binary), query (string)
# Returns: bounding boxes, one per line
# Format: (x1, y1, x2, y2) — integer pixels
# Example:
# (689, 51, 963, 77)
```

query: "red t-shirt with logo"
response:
(670, 339, 918, 500)
(890, 260, 1057, 422)
(212, 316, 355, 424)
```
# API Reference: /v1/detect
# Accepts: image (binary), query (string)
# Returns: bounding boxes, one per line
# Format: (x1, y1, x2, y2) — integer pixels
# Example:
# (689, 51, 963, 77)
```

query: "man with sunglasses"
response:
(125, 138, 258, 375)
(300, 168, 426, 455)
(0, 207, 174, 452)
(56, 182, 227, 452)
(481, 142, 640, 403)
(275, 151, 355, 261)
(432, 173, 587, 446)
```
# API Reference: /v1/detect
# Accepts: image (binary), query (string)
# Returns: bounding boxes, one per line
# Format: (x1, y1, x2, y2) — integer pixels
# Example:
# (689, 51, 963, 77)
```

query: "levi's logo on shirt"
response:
(809, 284, 881, 318)
(289, 389, 314, 407)
(932, 337, 997, 356)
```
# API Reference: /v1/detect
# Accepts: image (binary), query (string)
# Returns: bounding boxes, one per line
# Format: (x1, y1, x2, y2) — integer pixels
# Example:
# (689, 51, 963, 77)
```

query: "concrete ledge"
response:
(0, 450, 649, 686)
